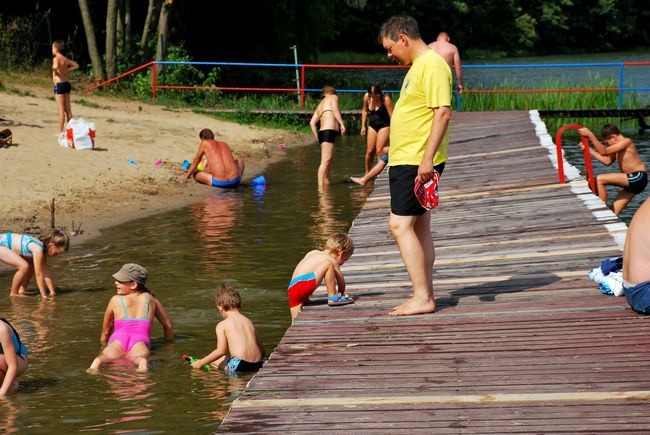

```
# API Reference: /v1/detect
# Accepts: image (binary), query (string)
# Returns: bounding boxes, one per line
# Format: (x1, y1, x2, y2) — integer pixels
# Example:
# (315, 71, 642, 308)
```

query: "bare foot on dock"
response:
(349, 176, 367, 186)
(389, 296, 435, 316)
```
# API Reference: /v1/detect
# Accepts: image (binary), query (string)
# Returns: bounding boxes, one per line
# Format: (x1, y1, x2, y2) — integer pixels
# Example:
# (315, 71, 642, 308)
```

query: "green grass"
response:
(74, 98, 109, 109)
(7, 87, 35, 97)
(456, 78, 643, 112)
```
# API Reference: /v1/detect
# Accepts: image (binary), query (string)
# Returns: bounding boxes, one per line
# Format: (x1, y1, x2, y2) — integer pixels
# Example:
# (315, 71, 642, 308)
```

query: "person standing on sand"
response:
(428, 31, 463, 94)
(52, 40, 79, 134)
(309, 86, 346, 188)
(184, 128, 245, 188)
(379, 15, 452, 316)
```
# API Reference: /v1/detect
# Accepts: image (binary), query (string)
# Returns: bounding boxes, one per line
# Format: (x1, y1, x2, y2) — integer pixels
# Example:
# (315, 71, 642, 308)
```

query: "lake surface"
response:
(0, 136, 371, 433)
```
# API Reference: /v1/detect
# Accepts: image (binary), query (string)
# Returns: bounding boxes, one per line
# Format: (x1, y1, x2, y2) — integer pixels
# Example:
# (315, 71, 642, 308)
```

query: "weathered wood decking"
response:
(219, 111, 650, 433)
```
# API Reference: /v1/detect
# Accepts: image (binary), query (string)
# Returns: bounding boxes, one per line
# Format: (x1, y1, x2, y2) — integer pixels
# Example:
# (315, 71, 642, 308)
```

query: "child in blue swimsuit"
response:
(0, 317, 28, 396)
(0, 229, 69, 298)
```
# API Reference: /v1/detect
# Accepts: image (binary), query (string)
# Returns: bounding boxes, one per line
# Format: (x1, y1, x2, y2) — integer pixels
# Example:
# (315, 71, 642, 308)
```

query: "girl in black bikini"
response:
(360, 84, 394, 174)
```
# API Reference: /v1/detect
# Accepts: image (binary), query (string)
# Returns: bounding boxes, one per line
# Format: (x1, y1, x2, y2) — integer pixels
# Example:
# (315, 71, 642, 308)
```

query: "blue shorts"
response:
(225, 357, 264, 373)
(624, 281, 650, 314)
(211, 176, 241, 188)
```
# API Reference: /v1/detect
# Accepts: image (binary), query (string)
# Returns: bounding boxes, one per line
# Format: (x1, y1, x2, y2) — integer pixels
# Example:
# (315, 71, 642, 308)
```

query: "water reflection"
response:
(187, 369, 250, 424)
(0, 398, 22, 434)
(8, 298, 56, 356)
(189, 191, 244, 274)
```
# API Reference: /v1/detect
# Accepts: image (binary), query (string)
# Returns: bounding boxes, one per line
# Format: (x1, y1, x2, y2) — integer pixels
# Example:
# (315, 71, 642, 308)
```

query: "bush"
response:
(0, 14, 40, 70)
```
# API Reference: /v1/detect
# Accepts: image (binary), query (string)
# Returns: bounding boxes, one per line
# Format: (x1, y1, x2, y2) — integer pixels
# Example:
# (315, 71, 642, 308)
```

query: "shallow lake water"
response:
(0, 136, 371, 433)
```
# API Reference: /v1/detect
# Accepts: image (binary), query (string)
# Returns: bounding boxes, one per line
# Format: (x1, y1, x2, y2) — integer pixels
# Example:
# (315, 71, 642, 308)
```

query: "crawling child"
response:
(287, 232, 355, 319)
(191, 283, 265, 373)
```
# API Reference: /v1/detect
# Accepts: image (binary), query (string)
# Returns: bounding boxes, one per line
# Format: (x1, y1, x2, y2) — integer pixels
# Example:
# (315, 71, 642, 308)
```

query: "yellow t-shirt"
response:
(388, 49, 452, 167)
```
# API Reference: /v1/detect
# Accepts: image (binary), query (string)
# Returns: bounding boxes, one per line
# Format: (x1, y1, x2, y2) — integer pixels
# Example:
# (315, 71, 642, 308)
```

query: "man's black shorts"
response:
(389, 163, 445, 216)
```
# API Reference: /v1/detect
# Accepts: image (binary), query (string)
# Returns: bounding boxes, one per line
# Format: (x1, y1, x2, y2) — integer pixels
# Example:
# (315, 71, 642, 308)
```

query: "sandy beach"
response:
(0, 79, 310, 244)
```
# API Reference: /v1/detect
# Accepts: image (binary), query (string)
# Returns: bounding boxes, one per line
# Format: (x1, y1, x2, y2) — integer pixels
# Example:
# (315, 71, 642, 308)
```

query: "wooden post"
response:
(50, 198, 56, 229)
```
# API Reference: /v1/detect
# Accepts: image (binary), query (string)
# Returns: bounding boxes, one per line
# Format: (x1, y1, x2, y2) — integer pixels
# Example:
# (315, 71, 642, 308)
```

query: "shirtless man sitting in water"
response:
(622, 199, 650, 314)
(184, 128, 245, 188)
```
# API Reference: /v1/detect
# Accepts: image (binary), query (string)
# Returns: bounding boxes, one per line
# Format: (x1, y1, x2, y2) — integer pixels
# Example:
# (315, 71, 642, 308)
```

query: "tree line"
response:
(1, 0, 648, 79)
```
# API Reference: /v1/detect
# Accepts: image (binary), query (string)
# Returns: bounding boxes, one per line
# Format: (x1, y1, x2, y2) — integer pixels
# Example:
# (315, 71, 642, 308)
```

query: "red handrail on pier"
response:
(555, 124, 596, 193)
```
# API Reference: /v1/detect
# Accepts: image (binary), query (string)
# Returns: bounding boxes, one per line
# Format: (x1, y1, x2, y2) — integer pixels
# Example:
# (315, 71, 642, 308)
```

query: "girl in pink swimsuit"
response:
(88, 264, 174, 372)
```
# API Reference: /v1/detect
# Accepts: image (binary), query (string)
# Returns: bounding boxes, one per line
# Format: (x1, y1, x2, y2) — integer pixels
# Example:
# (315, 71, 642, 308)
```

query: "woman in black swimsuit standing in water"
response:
(360, 84, 394, 174)
(309, 86, 346, 188)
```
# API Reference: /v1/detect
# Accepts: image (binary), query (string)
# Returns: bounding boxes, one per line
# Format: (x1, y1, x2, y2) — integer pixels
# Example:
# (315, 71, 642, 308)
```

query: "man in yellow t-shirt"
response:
(378, 15, 452, 316)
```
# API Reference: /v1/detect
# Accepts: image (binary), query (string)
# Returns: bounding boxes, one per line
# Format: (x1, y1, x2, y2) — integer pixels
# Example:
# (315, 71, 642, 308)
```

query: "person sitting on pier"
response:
(287, 232, 355, 320)
(622, 199, 650, 314)
(350, 145, 389, 186)
(190, 283, 265, 373)
(183, 128, 245, 188)
(578, 124, 647, 216)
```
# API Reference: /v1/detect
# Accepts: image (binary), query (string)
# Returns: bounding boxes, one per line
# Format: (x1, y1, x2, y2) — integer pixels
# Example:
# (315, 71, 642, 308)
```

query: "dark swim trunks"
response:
(317, 129, 339, 144)
(625, 171, 648, 194)
(54, 81, 71, 95)
(389, 163, 445, 216)
(225, 357, 264, 373)
(624, 281, 650, 314)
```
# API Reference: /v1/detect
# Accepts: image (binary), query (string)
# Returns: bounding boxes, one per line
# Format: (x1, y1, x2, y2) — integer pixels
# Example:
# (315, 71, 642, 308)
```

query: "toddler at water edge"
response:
(190, 283, 265, 373)
(0, 229, 70, 298)
(287, 232, 355, 320)
(0, 317, 29, 396)
(88, 264, 174, 373)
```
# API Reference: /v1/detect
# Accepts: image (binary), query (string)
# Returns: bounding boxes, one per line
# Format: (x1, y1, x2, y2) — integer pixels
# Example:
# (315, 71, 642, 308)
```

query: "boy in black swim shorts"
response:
(579, 124, 647, 216)
(52, 40, 78, 134)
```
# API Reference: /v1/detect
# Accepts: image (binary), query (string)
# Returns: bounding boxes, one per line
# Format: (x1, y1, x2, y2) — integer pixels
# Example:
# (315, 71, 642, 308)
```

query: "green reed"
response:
(456, 77, 643, 112)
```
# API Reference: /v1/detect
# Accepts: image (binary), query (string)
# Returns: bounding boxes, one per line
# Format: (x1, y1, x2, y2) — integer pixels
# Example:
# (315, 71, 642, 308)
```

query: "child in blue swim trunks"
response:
(190, 283, 265, 373)
(287, 232, 355, 320)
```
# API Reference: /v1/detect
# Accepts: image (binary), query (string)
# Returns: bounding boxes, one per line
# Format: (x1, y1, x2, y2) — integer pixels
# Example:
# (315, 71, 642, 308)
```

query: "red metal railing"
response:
(554, 124, 596, 193)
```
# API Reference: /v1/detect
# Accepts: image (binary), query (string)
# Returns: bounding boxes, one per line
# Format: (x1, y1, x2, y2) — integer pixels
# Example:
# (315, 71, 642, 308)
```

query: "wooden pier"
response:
(219, 111, 650, 433)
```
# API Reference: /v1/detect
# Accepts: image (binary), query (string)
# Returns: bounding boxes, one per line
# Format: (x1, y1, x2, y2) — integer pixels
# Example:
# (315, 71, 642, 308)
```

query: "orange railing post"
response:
(555, 123, 596, 193)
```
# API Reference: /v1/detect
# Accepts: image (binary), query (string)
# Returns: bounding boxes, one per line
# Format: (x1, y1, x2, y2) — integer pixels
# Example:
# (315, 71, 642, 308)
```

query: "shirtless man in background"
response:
(184, 128, 245, 188)
(428, 31, 463, 94)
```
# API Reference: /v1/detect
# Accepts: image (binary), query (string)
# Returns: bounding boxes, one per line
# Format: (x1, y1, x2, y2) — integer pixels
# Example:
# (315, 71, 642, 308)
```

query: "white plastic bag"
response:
(60, 118, 96, 150)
